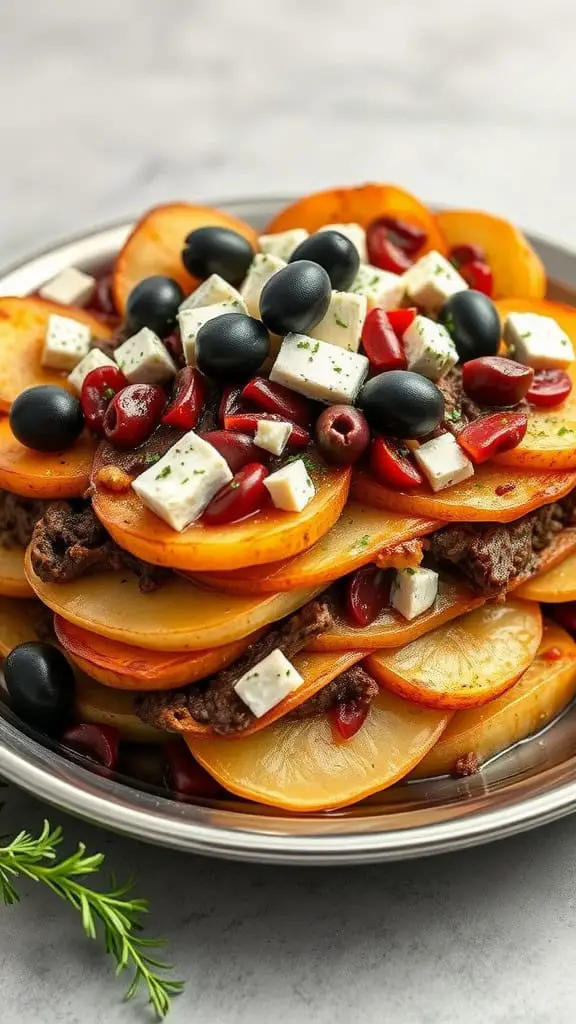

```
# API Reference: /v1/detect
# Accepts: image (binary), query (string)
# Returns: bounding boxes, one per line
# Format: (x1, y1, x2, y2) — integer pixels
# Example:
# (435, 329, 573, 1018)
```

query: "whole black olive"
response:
(259, 261, 331, 336)
(10, 385, 84, 452)
(196, 313, 270, 380)
(438, 290, 501, 363)
(289, 231, 360, 290)
(125, 275, 184, 338)
(358, 370, 444, 438)
(4, 642, 76, 734)
(182, 227, 255, 286)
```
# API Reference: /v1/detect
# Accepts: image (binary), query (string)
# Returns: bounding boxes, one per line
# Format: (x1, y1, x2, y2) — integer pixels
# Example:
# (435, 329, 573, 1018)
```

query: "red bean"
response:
(104, 384, 166, 448)
(81, 365, 128, 436)
(346, 565, 390, 627)
(361, 308, 408, 373)
(218, 385, 244, 425)
(163, 739, 223, 798)
(61, 723, 120, 769)
(370, 436, 423, 488)
(331, 699, 370, 740)
(315, 406, 370, 465)
(89, 273, 117, 317)
(202, 462, 269, 525)
(368, 216, 427, 257)
(459, 259, 493, 297)
(462, 356, 534, 407)
(225, 412, 310, 449)
(448, 243, 486, 268)
(199, 430, 264, 473)
(457, 412, 528, 464)
(161, 366, 206, 430)
(241, 376, 311, 427)
(526, 368, 573, 408)
(366, 234, 413, 274)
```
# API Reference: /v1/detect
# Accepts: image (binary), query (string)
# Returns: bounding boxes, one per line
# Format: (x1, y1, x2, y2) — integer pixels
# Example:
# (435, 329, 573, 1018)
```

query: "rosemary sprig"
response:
(0, 820, 183, 1018)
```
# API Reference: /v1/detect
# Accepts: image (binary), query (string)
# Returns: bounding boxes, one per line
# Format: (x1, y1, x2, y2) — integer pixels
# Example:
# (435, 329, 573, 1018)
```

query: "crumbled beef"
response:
(135, 600, 333, 735)
(29, 501, 166, 592)
(437, 366, 528, 433)
(453, 752, 481, 777)
(0, 490, 45, 548)
(287, 665, 379, 720)
(427, 491, 576, 596)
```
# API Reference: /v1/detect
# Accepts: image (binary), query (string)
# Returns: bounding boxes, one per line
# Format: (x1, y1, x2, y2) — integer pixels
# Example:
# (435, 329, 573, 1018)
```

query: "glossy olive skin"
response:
(290, 231, 360, 290)
(196, 313, 270, 380)
(182, 227, 255, 286)
(126, 275, 184, 338)
(10, 385, 84, 452)
(315, 406, 370, 465)
(4, 642, 76, 734)
(438, 289, 501, 363)
(259, 261, 332, 336)
(358, 370, 444, 438)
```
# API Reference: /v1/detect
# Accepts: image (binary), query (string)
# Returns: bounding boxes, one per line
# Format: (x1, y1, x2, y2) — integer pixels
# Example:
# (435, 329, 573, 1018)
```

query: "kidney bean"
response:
(161, 366, 206, 430)
(368, 216, 427, 257)
(462, 356, 534, 407)
(202, 463, 269, 525)
(163, 739, 224, 798)
(104, 384, 166, 448)
(459, 259, 493, 296)
(225, 412, 310, 448)
(526, 368, 573, 408)
(241, 376, 312, 427)
(331, 700, 370, 740)
(346, 564, 390, 627)
(80, 365, 128, 436)
(199, 430, 264, 473)
(448, 243, 486, 268)
(61, 723, 120, 769)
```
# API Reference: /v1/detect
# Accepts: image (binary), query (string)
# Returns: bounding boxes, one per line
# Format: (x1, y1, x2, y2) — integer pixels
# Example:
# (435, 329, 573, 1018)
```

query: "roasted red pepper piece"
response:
(367, 216, 427, 258)
(224, 412, 310, 448)
(459, 259, 493, 297)
(202, 462, 269, 525)
(345, 565, 390, 627)
(61, 723, 120, 769)
(241, 376, 311, 427)
(362, 308, 408, 373)
(385, 307, 418, 340)
(457, 412, 528, 465)
(462, 356, 534, 407)
(526, 368, 573, 408)
(199, 430, 264, 473)
(448, 243, 486, 268)
(332, 699, 371, 740)
(218, 385, 244, 425)
(161, 366, 206, 430)
(80, 365, 129, 437)
(163, 739, 223, 798)
(370, 436, 423, 488)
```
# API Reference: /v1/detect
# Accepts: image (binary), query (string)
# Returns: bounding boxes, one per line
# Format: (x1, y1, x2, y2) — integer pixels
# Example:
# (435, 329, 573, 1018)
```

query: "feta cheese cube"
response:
(234, 648, 304, 718)
(319, 223, 367, 262)
(132, 431, 233, 532)
(402, 315, 458, 381)
(41, 314, 91, 371)
(503, 312, 575, 369)
(413, 433, 474, 492)
(309, 291, 367, 352)
(390, 567, 439, 621)
(39, 267, 96, 307)
(259, 229, 309, 262)
(178, 303, 239, 366)
(401, 250, 468, 316)
(349, 264, 405, 311)
(254, 419, 292, 456)
(179, 274, 247, 313)
(67, 348, 117, 394)
(240, 253, 286, 316)
(114, 327, 176, 385)
(264, 459, 315, 512)
(270, 334, 369, 405)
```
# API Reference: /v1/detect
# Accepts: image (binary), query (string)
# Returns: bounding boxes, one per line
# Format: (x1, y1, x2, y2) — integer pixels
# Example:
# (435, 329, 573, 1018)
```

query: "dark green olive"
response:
(259, 261, 331, 336)
(358, 371, 444, 438)
(4, 642, 76, 734)
(182, 227, 255, 286)
(10, 386, 84, 452)
(438, 290, 501, 363)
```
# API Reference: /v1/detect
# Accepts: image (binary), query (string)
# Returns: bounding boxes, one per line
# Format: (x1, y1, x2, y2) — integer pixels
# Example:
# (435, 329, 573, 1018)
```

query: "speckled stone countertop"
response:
(2, 1, 576, 1021)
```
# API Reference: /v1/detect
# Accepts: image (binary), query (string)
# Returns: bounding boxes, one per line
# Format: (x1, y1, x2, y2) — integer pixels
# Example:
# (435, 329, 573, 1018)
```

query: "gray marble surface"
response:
(2, 0, 576, 1021)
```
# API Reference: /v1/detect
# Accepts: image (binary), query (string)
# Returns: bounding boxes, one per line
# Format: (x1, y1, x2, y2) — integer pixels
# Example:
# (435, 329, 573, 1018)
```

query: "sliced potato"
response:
(75, 672, 167, 744)
(516, 547, 576, 602)
(0, 545, 33, 597)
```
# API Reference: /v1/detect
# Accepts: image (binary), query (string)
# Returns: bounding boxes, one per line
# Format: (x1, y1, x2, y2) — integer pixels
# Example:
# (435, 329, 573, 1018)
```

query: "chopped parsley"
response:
(155, 466, 172, 480)
(335, 316, 349, 329)
(193, 468, 206, 475)
(103, 387, 116, 401)
(405, 567, 416, 575)
(143, 452, 161, 466)
(297, 340, 310, 350)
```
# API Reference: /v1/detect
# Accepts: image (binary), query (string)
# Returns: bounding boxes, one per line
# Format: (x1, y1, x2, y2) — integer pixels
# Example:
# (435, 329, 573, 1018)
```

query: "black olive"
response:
(196, 313, 270, 380)
(358, 370, 444, 438)
(10, 386, 84, 452)
(259, 261, 332, 336)
(4, 642, 76, 734)
(438, 290, 501, 363)
(182, 227, 255, 286)
(289, 231, 360, 290)
(126, 275, 184, 338)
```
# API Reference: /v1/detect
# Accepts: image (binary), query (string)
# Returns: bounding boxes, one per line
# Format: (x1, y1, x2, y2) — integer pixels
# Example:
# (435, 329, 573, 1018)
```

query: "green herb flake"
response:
(193, 468, 205, 475)
(297, 340, 311, 350)
(143, 452, 160, 466)
(155, 466, 172, 480)
(405, 567, 416, 575)
(335, 316, 349, 329)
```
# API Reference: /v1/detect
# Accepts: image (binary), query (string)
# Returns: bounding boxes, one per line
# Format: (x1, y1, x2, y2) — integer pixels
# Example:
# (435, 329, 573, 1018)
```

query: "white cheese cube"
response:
(254, 419, 292, 456)
(264, 459, 316, 512)
(259, 229, 309, 262)
(41, 314, 91, 371)
(234, 648, 304, 718)
(39, 267, 96, 307)
(132, 430, 233, 532)
(240, 253, 286, 316)
(401, 250, 468, 316)
(114, 327, 176, 385)
(413, 433, 474, 492)
(402, 315, 458, 381)
(67, 348, 117, 394)
(270, 334, 369, 405)
(390, 567, 439, 621)
(309, 291, 367, 352)
(349, 264, 405, 311)
(178, 303, 239, 366)
(319, 223, 367, 262)
(179, 274, 247, 313)
(503, 312, 575, 369)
